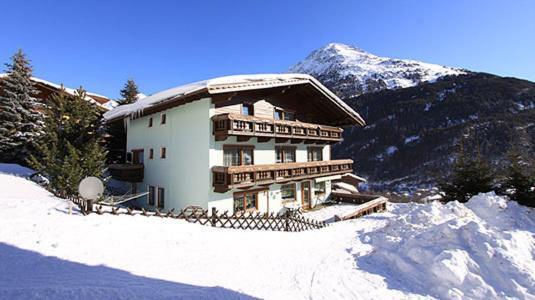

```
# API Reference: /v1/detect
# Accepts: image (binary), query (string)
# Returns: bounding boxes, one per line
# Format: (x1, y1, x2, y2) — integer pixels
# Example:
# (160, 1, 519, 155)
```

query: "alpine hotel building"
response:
(105, 74, 365, 214)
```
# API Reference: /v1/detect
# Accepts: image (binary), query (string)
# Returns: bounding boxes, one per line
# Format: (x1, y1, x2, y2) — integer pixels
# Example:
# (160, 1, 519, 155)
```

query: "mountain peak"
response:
(290, 43, 465, 96)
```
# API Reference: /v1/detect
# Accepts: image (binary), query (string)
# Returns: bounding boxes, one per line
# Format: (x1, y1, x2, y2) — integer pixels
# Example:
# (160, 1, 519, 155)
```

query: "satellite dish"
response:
(78, 177, 104, 200)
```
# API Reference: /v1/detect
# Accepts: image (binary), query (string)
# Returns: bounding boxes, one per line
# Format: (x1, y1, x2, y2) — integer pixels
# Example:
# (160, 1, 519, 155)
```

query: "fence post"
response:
(86, 199, 93, 214)
(285, 210, 290, 232)
(211, 207, 217, 227)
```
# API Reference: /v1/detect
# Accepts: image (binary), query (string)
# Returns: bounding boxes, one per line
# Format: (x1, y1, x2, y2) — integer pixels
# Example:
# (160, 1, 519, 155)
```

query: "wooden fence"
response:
(73, 200, 327, 232)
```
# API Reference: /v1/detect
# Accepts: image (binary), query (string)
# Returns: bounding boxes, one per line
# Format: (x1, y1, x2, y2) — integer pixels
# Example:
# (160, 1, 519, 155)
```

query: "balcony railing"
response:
(212, 159, 353, 192)
(212, 113, 343, 144)
(108, 164, 144, 182)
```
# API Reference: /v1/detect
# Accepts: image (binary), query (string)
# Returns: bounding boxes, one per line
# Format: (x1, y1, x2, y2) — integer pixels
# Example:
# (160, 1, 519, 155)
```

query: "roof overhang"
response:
(104, 74, 365, 127)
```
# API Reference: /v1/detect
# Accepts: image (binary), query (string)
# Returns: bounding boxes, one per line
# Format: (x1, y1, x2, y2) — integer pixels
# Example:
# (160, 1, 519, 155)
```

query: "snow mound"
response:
(354, 192, 535, 299)
(1, 171, 533, 299)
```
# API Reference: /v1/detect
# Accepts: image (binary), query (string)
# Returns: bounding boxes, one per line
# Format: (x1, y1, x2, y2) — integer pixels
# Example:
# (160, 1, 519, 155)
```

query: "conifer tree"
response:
(119, 79, 139, 105)
(0, 50, 44, 162)
(501, 146, 534, 207)
(439, 133, 494, 202)
(28, 87, 107, 197)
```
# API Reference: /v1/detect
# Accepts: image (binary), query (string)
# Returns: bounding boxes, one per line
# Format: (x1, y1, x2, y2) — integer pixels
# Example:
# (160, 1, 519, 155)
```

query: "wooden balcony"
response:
(212, 113, 343, 144)
(108, 164, 144, 182)
(212, 159, 353, 192)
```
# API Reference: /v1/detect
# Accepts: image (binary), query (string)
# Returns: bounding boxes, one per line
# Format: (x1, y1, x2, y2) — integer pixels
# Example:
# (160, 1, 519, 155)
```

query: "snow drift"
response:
(355, 193, 535, 299)
(0, 170, 533, 299)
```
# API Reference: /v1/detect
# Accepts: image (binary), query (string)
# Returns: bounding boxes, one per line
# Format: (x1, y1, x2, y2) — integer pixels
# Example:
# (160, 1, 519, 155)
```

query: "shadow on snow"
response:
(0, 243, 256, 300)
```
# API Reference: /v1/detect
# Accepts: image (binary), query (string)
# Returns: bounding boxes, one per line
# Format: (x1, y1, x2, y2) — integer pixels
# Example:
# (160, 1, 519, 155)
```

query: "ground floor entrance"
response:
(301, 181, 311, 210)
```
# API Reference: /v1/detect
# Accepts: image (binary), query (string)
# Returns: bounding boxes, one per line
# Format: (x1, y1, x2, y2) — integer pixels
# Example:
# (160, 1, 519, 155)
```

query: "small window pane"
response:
(281, 184, 295, 202)
(224, 148, 240, 166)
(245, 193, 257, 209)
(274, 110, 283, 120)
(284, 148, 295, 162)
(157, 187, 165, 208)
(308, 148, 322, 162)
(242, 104, 253, 116)
(284, 112, 295, 121)
(276, 148, 283, 163)
(243, 148, 253, 165)
(314, 182, 326, 197)
(234, 195, 245, 212)
(148, 186, 155, 205)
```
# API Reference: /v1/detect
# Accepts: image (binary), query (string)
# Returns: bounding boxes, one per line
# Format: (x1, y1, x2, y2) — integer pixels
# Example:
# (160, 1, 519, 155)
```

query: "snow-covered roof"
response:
(103, 73, 365, 126)
(0, 73, 117, 110)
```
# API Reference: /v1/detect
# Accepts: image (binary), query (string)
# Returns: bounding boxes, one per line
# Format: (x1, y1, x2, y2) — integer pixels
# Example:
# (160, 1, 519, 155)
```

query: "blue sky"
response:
(1, 0, 534, 99)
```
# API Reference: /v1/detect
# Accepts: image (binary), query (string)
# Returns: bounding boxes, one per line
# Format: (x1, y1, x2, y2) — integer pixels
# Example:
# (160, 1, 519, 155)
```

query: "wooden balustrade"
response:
(212, 113, 343, 144)
(108, 164, 144, 182)
(212, 159, 353, 192)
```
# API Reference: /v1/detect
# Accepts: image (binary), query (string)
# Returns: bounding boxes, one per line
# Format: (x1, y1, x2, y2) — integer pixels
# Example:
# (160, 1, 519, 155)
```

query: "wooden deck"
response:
(108, 163, 144, 182)
(212, 113, 343, 144)
(212, 159, 353, 192)
(333, 196, 388, 222)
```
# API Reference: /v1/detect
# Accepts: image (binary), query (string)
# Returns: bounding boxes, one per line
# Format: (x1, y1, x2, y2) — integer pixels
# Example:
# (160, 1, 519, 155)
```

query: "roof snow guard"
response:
(104, 74, 365, 127)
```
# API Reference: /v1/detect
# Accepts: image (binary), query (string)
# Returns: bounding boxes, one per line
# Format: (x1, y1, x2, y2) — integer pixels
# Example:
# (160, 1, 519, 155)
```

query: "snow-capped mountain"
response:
(290, 43, 466, 96)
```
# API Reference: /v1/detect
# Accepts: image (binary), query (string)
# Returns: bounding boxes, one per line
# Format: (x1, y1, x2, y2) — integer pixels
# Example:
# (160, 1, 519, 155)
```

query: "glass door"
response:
(301, 181, 311, 210)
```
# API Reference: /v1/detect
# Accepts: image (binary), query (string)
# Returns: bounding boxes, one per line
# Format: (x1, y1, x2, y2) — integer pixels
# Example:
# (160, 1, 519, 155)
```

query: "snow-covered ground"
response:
(0, 170, 534, 299)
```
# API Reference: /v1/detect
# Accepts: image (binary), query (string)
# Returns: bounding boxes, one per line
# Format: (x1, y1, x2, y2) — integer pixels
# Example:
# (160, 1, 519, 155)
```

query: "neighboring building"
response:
(105, 74, 366, 214)
(0, 74, 117, 110)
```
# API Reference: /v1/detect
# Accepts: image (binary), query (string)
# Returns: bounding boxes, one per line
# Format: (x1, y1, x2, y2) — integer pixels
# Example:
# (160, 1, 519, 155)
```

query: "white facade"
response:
(125, 97, 335, 214)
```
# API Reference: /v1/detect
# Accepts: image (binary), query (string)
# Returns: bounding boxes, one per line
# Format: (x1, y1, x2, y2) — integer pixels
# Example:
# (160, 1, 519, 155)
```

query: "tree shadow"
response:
(0, 243, 257, 299)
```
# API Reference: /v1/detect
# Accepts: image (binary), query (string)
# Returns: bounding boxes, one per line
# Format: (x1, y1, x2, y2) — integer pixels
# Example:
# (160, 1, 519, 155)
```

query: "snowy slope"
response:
(0, 172, 533, 299)
(289, 43, 465, 95)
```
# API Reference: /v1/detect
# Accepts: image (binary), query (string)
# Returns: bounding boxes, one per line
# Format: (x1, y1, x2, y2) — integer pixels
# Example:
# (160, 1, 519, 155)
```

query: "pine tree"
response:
(0, 50, 44, 163)
(119, 79, 140, 105)
(28, 87, 107, 198)
(439, 133, 494, 202)
(501, 146, 535, 207)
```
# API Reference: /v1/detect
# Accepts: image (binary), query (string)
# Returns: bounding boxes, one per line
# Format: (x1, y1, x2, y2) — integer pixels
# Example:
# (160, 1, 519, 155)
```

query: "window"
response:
(148, 186, 155, 206)
(314, 181, 326, 198)
(160, 147, 166, 159)
(233, 191, 258, 212)
(274, 109, 283, 120)
(161, 114, 166, 125)
(157, 187, 165, 208)
(148, 117, 153, 127)
(132, 149, 144, 164)
(281, 184, 296, 203)
(242, 103, 254, 116)
(274, 108, 295, 121)
(275, 146, 296, 163)
(284, 111, 295, 121)
(307, 147, 323, 162)
(223, 145, 253, 166)
(149, 148, 154, 159)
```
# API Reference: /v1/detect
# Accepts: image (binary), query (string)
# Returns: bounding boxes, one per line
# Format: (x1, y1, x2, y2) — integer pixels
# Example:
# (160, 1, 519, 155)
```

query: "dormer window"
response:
(242, 103, 254, 116)
(274, 108, 295, 121)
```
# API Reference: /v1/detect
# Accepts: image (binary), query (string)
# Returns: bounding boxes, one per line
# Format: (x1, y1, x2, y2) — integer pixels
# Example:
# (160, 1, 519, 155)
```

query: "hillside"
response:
(290, 43, 534, 191)
(335, 73, 535, 190)
(0, 167, 534, 299)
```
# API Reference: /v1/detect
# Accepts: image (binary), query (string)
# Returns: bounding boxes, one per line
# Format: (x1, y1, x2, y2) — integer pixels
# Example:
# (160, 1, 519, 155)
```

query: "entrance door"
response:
(301, 181, 311, 210)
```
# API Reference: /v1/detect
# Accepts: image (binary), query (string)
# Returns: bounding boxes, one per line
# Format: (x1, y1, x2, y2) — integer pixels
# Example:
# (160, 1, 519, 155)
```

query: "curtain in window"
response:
(224, 148, 240, 166)
(243, 148, 253, 165)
